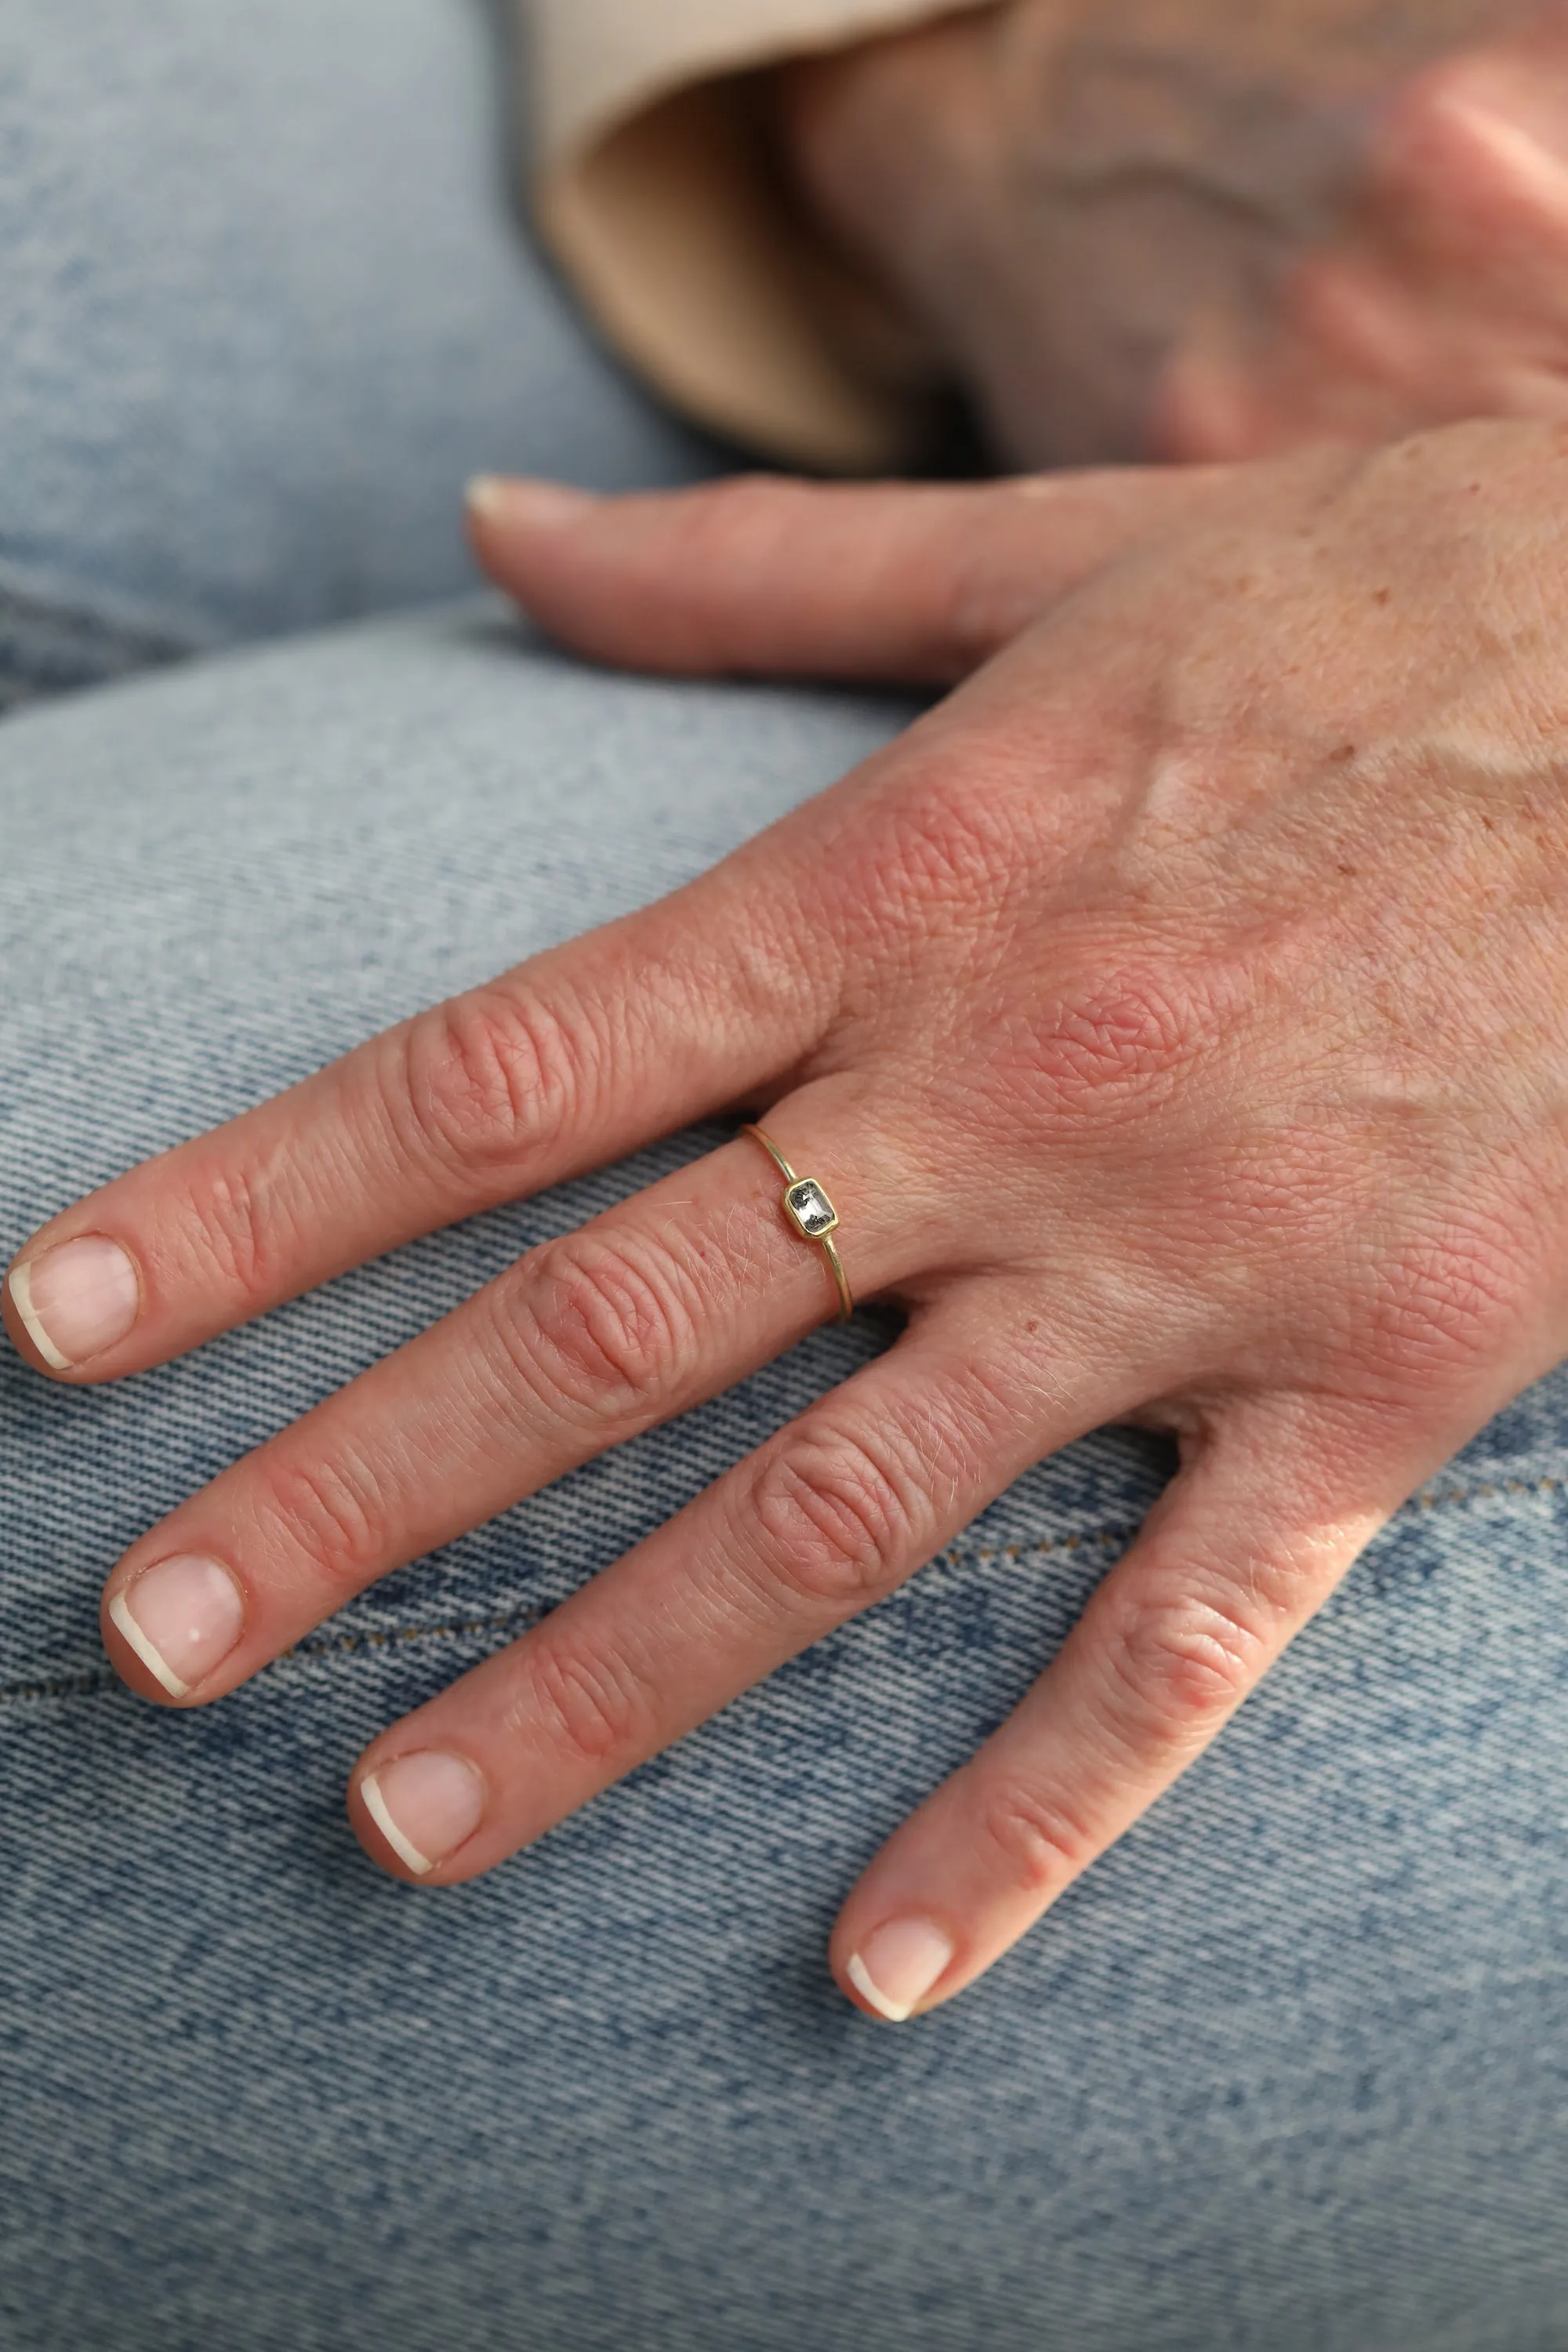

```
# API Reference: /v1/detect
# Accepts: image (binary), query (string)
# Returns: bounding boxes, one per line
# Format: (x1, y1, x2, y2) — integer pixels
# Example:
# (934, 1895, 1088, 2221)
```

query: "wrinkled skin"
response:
(12, 418, 1568, 2019)
(781, 0, 1568, 463)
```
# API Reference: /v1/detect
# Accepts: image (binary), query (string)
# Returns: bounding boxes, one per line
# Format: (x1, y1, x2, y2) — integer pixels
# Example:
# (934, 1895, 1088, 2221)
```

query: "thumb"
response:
(466, 466, 1229, 685)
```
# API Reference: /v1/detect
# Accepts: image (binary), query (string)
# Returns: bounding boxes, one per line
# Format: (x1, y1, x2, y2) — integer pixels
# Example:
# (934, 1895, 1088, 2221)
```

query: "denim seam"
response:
(0, 576, 199, 711)
(0, 1601, 552, 1706)
(1413, 1472, 1567, 1509)
(0, 1474, 1558, 1706)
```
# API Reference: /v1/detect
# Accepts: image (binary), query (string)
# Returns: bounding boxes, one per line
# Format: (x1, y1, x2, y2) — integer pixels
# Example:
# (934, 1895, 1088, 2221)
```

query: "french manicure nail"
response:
(6, 1236, 140, 1370)
(465, 474, 590, 529)
(360, 1751, 486, 1877)
(847, 1918, 956, 2023)
(108, 1555, 245, 1699)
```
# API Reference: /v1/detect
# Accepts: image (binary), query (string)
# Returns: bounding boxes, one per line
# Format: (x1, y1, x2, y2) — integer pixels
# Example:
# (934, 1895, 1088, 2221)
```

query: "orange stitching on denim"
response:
(0, 1602, 550, 1705)
(1413, 1472, 1563, 1512)
(4, 1471, 1565, 1704)
(3, 1667, 114, 1703)
(0, 1540, 1135, 1704)
(929, 1526, 1134, 1573)
(277, 1601, 548, 1664)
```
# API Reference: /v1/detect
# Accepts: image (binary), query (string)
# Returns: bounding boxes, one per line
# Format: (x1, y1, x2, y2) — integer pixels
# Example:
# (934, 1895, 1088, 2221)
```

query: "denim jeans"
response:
(2, 8, 1566, 2350)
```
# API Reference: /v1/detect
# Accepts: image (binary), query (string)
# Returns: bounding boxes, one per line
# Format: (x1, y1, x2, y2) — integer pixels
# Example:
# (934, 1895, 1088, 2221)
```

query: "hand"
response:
(1162, 7, 1568, 459)
(12, 422, 1568, 2025)
(780, 0, 1568, 464)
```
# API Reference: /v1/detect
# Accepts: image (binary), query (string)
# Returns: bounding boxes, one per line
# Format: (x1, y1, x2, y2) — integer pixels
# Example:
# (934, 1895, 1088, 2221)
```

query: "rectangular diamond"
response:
(786, 1178, 837, 1238)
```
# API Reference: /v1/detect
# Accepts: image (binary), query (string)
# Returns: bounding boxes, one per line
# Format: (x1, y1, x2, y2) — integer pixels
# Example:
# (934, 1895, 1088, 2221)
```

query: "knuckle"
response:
(1102, 1580, 1268, 1750)
(256, 1450, 388, 1591)
(505, 1227, 707, 1423)
(175, 1160, 278, 1305)
(517, 1638, 650, 1770)
(746, 1416, 920, 1613)
(1367, 1218, 1524, 1392)
(974, 1780, 1094, 1904)
(860, 772, 1021, 927)
(823, 767, 1024, 966)
(391, 985, 589, 1183)
(1017, 962, 1224, 1131)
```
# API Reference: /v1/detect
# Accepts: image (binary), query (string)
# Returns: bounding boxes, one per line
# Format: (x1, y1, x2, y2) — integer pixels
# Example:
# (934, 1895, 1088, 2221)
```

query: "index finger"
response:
(2, 857, 835, 1383)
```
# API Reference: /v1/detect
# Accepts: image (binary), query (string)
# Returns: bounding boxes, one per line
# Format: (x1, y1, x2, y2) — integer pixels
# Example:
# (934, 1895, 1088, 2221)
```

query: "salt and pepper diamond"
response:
(784, 1178, 839, 1239)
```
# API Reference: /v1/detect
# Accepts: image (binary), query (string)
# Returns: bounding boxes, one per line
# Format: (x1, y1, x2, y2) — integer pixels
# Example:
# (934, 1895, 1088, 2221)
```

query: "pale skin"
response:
(781, 0, 1568, 465)
(12, 419, 1568, 2020)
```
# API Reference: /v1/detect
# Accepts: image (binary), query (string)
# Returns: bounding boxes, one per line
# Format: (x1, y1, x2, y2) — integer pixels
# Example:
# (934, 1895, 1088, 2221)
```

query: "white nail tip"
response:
(847, 1952, 913, 2023)
(6, 1261, 72, 1371)
(361, 1772, 434, 1876)
(108, 1590, 189, 1699)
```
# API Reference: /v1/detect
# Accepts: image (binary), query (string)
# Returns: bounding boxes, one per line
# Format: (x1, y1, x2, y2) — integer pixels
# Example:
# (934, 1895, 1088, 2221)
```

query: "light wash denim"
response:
(0, 0, 714, 706)
(2, 7, 1567, 2350)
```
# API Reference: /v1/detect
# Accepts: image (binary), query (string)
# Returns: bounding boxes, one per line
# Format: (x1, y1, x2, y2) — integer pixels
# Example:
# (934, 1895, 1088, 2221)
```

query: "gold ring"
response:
(742, 1123, 854, 1323)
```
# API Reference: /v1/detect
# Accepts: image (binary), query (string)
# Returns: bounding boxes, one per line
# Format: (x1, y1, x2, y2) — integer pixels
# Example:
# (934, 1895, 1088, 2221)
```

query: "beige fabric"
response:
(524, 0, 993, 471)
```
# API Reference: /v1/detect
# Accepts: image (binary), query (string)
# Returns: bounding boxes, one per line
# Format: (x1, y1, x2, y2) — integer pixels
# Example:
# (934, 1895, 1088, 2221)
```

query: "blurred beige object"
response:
(524, 0, 993, 469)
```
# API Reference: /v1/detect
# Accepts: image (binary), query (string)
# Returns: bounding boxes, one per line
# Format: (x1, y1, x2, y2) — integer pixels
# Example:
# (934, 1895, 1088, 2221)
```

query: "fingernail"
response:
(465, 474, 590, 529)
(846, 1918, 955, 2022)
(359, 1751, 486, 1876)
(6, 1236, 140, 1370)
(108, 1555, 245, 1699)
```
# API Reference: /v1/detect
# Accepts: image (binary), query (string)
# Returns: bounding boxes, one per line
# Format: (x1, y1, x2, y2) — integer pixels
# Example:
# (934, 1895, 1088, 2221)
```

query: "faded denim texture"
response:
(2, 5, 1568, 2350)
(0, 0, 713, 706)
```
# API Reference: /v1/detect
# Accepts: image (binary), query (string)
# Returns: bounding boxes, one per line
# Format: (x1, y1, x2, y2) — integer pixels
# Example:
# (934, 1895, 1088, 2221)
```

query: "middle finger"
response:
(100, 1095, 924, 1705)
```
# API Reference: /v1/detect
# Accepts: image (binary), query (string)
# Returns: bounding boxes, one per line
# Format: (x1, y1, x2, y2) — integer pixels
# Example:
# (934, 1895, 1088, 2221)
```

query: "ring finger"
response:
(345, 1284, 1143, 1886)
(100, 1089, 933, 1704)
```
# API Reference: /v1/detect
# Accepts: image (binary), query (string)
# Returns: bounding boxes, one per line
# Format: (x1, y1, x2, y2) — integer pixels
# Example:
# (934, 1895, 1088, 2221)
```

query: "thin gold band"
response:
(741, 1123, 854, 1324)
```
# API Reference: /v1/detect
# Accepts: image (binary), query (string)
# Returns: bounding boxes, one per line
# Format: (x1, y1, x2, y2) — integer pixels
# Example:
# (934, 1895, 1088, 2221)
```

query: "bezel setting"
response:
(784, 1178, 839, 1239)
